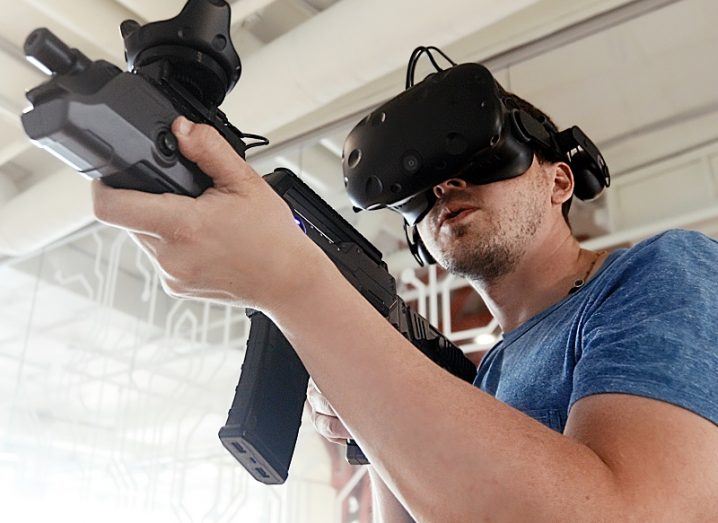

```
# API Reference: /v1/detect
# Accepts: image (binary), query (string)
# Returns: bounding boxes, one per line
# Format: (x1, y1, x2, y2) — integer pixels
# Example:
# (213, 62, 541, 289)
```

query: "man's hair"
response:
(496, 84, 572, 226)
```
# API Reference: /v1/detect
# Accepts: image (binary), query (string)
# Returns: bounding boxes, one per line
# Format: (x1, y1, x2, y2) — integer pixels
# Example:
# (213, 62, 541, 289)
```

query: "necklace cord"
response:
(569, 250, 606, 295)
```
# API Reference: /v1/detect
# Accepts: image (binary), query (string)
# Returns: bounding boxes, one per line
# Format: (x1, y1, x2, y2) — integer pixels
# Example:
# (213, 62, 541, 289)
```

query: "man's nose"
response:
(433, 178, 468, 198)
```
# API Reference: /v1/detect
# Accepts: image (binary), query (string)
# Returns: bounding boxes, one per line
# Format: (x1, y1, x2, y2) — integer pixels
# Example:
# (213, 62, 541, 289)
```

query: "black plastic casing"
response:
(343, 63, 535, 225)
(122, 0, 242, 109)
(218, 308, 309, 484)
(21, 23, 248, 197)
(24, 70, 216, 196)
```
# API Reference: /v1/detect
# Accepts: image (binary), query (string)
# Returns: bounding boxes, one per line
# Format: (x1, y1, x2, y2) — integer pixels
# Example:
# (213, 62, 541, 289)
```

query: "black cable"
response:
(425, 46, 457, 67)
(424, 47, 456, 73)
(405, 46, 458, 89)
(242, 132, 270, 149)
(405, 47, 427, 89)
(402, 220, 425, 267)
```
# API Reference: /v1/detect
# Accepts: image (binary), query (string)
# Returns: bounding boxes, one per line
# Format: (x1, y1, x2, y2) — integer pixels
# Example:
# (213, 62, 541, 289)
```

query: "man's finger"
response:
(307, 381, 337, 417)
(312, 412, 351, 441)
(172, 116, 259, 190)
(92, 180, 188, 238)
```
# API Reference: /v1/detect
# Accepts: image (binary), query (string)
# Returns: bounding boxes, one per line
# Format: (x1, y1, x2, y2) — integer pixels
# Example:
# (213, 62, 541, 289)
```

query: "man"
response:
(94, 99, 718, 521)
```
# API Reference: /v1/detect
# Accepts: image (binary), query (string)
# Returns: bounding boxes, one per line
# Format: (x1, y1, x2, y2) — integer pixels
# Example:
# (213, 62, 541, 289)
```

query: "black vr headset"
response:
(342, 47, 610, 266)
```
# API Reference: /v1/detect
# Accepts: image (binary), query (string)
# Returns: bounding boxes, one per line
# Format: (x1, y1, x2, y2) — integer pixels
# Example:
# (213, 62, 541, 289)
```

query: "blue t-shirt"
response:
(473, 229, 718, 433)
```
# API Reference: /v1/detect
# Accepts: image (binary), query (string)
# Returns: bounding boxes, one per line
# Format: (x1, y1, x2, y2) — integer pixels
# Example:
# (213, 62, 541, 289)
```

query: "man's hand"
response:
(307, 378, 352, 445)
(92, 116, 324, 310)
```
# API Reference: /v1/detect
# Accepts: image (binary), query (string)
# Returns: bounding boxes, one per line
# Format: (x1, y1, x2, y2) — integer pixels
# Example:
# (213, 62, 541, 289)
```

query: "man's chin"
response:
(436, 240, 518, 281)
(435, 246, 474, 273)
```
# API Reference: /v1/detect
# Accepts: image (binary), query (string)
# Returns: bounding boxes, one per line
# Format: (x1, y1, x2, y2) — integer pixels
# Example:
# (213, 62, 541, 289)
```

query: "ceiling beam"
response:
(290, 0, 321, 17)
(0, 141, 32, 168)
(0, 92, 33, 169)
(247, 0, 681, 162)
(0, 94, 23, 127)
(110, 0, 280, 32)
(274, 154, 334, 195)
(230, 0, 279, 28)
(110, 0, 180, 25)
(318, 138, 343, 159)
(0, 34, 33, 70)
(21, 0, 138, 62)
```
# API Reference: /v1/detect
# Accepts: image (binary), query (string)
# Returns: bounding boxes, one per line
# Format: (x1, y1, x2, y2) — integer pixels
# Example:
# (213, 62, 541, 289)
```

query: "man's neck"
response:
(469, 227, 585, 334)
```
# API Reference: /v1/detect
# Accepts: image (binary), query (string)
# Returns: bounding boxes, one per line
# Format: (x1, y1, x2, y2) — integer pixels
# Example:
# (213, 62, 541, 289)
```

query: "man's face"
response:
(416, 157, 552, 282)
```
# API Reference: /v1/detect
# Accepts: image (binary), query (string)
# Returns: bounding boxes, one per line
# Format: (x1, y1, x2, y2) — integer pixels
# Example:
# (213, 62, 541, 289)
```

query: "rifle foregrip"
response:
(218, 310, 309, 484)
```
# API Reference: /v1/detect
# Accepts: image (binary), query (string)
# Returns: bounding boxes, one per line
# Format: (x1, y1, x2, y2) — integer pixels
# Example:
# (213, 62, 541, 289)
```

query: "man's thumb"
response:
(172, 116, 258, 190)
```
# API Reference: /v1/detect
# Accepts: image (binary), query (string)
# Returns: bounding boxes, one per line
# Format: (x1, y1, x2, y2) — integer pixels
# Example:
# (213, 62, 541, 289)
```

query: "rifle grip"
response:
(219, 310, 309, 484)
(346, 439, 370, 465)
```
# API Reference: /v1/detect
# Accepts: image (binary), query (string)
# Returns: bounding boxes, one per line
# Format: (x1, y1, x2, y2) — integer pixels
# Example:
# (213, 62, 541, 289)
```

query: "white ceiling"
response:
(1, 0, 717, 258)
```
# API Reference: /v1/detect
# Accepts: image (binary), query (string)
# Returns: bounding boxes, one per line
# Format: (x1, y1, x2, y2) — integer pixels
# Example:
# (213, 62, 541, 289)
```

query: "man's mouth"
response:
(439, 207, 478, 228)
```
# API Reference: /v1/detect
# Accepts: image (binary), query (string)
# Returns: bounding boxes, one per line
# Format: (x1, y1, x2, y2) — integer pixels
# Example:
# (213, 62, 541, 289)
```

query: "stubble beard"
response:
(433, 198, 545, 284)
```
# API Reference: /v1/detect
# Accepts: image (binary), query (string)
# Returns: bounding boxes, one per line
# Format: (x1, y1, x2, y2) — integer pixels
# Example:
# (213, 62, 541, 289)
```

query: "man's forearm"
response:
(369, 468, 414, 523)
(269, 256, 624, 521)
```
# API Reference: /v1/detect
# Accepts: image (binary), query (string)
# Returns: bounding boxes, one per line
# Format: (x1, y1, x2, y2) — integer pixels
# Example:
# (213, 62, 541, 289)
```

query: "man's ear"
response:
(550, 162, 574, 207)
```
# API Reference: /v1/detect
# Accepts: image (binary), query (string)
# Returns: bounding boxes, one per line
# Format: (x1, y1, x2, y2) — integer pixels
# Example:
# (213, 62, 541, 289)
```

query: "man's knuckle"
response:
(325, 417, 344, 438)
(155, 251, 172, 270)
(308, 388, 336, 417)
(317, 415, 331, 434)
(307, 395, 320, 415)
(161, 278, 181, 297)
(156, 254, 186, 283)
(310, 409, 347, 441)
(311, 412, 325, 434)
(168, 222, 197, 243)
(170, 262, 193, 283)
(194, 125, 219, 148)
(320, 397, 335, 416)
(315, 394, 334, 416)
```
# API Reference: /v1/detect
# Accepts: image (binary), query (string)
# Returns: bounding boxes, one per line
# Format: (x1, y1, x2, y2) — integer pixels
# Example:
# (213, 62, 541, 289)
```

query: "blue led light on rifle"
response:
(293, 216, 307, 233)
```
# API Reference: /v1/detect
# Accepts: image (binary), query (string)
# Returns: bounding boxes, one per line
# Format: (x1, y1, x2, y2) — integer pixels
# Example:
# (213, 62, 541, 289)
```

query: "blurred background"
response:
(1, 0, 717, 521)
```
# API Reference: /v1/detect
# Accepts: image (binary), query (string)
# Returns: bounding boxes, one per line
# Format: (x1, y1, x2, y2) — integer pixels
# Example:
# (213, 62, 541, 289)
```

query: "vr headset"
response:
(342, 47, 610, 266)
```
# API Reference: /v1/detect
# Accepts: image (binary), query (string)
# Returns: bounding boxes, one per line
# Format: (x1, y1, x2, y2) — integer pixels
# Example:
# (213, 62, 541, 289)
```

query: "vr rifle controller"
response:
(20, 0, 479, 485)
